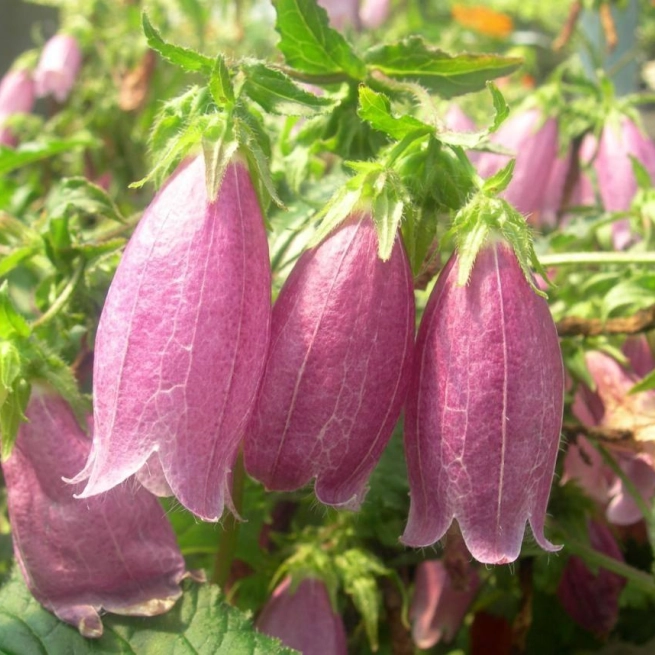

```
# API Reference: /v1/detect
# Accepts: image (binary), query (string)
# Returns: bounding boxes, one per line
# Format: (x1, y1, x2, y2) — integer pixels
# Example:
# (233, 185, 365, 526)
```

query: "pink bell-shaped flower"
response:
(476, 108, 559, 219)
(0, 69, 35, 146)
(244, 215, 414, 509)
(557, 521, 626, 635)
(34, 34, 82, 103)
(256, 577, 348, 655)
(410, 560, 480, 648)
(317, 0, 360, 30)
(2, 387, 192, 638)
(359, 0, 390, 29)
(402, 241, 564, 563)
(70, 155, 271, 521)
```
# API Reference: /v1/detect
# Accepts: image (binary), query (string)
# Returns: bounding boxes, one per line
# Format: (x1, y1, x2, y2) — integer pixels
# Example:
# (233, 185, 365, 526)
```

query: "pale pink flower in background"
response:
(410, 560, 480, 648)
(0, 69, 35, 146)
(34, 34, 82, 103)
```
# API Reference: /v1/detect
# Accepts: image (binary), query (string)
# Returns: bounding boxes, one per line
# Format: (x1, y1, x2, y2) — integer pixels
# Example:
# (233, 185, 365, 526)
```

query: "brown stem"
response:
(599, 2, 618, 52)
(556, 304, 655, 337)
(553, 0, 583, 51)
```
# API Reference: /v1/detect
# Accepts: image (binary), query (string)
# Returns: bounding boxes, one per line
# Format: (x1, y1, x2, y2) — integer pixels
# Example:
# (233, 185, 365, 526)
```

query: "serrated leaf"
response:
(209, 53, 235, 106)
(0, 137, 94, 176)
(364, 37, 522, 98)
(273, 0, 366, 78)
(357, 85, 431, 140)
(0, 341, 21, 396)
(234, 108, 284, 209)
(243, 63, 333, 116)
(47, 178, 125, 224)
(142, 12, 213, 73)
(0, 567, 298, 654)
(0, 377, 30, 460)
(483, 158, 515, 194)
(0, 283, 31, 339)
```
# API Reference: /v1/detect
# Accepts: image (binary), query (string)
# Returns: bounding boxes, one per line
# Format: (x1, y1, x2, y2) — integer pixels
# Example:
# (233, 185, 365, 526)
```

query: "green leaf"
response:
(357, 86, 431, 140)
(335, 549, 389, 652)
(47, 178, 125, 224)
(630, 154, 653, 191)
(273, 0, 366, 78)
(142, 12, 213, 73)
(202, 125, 239, 202)
(0, 567, 298, 654)
(0, 341, 21, 400)
(209, 53, 235, 107)
(0, 377, 30, 460)
(364, 37, 522, 98)
(0, 283, 31, 340)
(371, 173, 407, 260)
(234, 107, 284, 209)
(0, 137, 95, 176)
(243, 63, 333, 116)
(488, 82, 510, 133)
(483, 159, 515, 195)
(630, 369, 655, 395)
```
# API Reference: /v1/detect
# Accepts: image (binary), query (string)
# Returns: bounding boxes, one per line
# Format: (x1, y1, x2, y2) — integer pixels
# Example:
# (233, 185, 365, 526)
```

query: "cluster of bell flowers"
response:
(0, 33, 82, 146)
(449, 102, 655, 248)
(66, 148, 564, 570)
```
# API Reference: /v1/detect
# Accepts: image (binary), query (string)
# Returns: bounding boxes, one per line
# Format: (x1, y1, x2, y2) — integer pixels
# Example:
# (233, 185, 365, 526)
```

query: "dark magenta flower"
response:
(256, 577, 347, 655)
(403, 241, 564, 563)
(0, 69, 35, 146)
(244, 216, 414, 509)
(2, 387, 192, 638)
(70, 155, 271, 521)
(34, 34, 82, 103)
(557, 521, 626, 635)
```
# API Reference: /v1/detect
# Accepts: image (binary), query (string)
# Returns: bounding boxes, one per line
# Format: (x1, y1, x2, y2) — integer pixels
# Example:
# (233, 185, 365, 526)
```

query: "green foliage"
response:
(0, 568, 298, 654)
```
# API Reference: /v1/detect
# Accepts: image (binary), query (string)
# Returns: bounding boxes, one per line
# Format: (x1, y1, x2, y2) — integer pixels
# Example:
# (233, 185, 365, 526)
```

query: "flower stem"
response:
(211, 449, 246, 588)
(31, 259, 86, 330)
(539, 252, 655, 267)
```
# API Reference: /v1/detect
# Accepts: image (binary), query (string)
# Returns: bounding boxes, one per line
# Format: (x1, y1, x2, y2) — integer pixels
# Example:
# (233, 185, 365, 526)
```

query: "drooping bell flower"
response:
(34, 34, 82, 103)
(410, 560, 480, 648)
(402, 240, 564, 564)
(538, 148, 572, 229)
(557, 521, 626, 635)
(244, 215, 414, 509)
(623, 334, 655, 379)
(0, 69, 35, 146)
(70, 155, 271, 521)
(587, 115, 655, 250)
(256, 577, 348, 655)
(359, 0, 390, 29)
(476, 108, 559, 219)
(2, 387, 192, 638)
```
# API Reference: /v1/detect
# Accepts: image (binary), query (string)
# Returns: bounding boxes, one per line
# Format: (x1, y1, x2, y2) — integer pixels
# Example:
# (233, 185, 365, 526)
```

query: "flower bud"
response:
(410, 560, 480, 648)
(2, 388, 191, 638)
(256, 577, 348, 655)
(244, 216, 414, 509)
(0, 69, 35, 146)
(557, 521, 626, 635)
(34, 34, 82, 103)
(402, 241, 564, 563)
(70, 156, 271, 521)
(476, 109, 559, 219)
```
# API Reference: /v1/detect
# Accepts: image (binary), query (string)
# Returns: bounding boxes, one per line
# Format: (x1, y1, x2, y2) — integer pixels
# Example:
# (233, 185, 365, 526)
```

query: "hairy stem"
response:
(540, 252, 655, 267)
(211, 449, 246, 588)
(32, 259, 86, 330)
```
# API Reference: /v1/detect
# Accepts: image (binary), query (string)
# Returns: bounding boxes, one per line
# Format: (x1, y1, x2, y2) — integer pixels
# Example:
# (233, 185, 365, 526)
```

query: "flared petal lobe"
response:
(2, 389, 190, 638)
(403, 242, 564, 563)
(73, 156, 271, 521)
(256, 577, 348, 655)
(245, 216, 414, 508)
